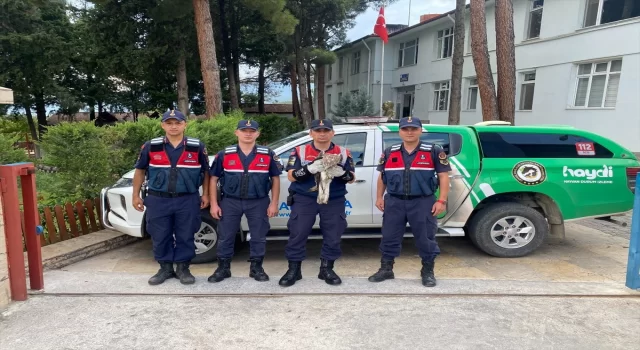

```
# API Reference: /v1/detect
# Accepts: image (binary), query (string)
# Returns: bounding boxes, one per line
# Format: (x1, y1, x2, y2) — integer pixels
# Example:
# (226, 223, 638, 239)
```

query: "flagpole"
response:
(380, 41, 384, 117)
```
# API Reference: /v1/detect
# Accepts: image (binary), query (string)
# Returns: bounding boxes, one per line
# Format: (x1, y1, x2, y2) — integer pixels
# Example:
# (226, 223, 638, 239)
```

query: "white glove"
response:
(306, 160, 325, 174)
(326, 166, 346, 178)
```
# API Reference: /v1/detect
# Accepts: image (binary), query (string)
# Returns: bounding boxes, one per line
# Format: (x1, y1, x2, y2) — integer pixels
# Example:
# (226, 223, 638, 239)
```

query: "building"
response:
(324, 0, 640, 151)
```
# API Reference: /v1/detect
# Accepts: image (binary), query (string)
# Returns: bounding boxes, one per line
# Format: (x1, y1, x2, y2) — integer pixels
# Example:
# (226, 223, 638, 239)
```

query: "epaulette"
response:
(150, 137, 164, 145)
(256, 146, 270, 155)
(225, 145, 237, 154)
(419, 143, 432, 151)
(390, 144, 402, 152)
(186, 137, 200, 147)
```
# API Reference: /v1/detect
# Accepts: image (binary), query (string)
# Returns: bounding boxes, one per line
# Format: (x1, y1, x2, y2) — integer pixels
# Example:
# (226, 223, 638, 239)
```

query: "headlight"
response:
(112, 177, 133, 188)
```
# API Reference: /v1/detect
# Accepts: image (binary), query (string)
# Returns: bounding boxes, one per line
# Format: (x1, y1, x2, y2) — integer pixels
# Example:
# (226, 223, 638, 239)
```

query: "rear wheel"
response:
(468, 202, 548, 257)
(191, 212, 219, 264)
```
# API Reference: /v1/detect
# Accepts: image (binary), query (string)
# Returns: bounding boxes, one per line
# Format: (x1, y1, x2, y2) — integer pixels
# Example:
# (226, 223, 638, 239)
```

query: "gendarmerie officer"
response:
(279, 119, 356, 287)
(132, 109, 210, 285)
(368, 116, 450, 287)
(208, 119, 282, 282)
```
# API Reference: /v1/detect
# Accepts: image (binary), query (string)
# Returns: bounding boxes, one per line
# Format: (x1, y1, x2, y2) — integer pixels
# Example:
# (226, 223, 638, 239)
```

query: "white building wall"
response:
(327, 0, 640, 151)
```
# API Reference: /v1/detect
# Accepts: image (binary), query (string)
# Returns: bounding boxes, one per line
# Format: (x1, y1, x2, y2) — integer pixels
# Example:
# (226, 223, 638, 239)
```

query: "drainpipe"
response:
(362, 38, 372, 95)
(447, 14, 455, 24)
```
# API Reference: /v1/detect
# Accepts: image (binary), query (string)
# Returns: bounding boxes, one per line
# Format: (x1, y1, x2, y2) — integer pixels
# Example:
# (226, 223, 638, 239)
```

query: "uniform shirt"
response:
(209, 145, 282, 178)
(377, 143, 452, 174)
(135, 137, 210, 173)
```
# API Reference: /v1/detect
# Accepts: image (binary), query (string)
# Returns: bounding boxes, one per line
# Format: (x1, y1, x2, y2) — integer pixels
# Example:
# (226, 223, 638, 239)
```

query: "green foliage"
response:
(0, 133, 29, 165)
(0, 116, 30, 139)
(186, 112, 244, 155)
(38, 122, 114, 204)
(330, 89, 378, 120)
(252, 114, 303, 146)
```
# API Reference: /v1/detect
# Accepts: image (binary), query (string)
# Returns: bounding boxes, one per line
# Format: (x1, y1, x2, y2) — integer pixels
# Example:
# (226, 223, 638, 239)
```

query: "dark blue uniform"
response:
(135, 136, 209, 263)
(369, 116, 451, 287)
(210, 145, 282, 259)
(279, 119, 355, 287)
(208, 119, 282, 283)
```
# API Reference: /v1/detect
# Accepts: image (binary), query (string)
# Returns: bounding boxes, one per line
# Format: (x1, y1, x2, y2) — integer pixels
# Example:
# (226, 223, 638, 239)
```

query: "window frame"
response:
(433, 81, 451, 111)
(397, 38, 419, 67)
(338, 56, 344, 78)
(478, 132, 614, 158)
(583, 0, 640, 27)
(526, 0, 544, 39)
(572, 59, 622, 109)
(519, 71, 536, 111)
(436, 27, 454, 59)
(467, 78, 478, 110)
(351, 51, 361, 75)
(328, 65, 332, 80)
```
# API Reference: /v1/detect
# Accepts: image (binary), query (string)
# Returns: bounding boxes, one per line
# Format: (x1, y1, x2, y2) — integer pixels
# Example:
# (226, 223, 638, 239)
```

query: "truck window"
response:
(382, 132, 462, 156)
(478, 132, 614, 158)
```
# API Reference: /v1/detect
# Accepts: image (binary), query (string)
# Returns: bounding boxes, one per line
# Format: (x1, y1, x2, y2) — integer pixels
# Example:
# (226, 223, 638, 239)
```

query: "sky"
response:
(266, 0, 462, 103)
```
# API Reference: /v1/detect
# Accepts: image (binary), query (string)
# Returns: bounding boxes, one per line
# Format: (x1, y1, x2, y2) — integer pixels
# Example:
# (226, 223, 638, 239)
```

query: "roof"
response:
(242, 104, 293, 114)
(0, 86, 13, 104)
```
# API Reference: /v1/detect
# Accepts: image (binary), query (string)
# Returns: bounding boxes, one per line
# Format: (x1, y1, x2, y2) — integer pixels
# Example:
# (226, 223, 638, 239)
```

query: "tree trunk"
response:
(306, 59, 314, 119)
(89, 105, 95, 121)
(34, 92, 47, 137)
(176, 53, 190, 116)
(98, 101, 103, 113)
(448, 0, 466, 125)
(470, 0, 498, 121)
(192, 0, 223, 118)
(218, 0, 239, 109)
(317, 64, 326, 119)
(296, 56, 313, 127)
(290, 63, 301, 121)
(24, 106, 38, 141)
(258, 60, 266, 114)
(495, 0, 516, 124)
(231, 3, 241, 103)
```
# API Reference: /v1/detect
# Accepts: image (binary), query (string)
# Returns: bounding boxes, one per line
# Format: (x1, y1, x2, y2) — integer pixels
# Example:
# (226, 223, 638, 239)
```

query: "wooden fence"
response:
(21, 197, 105, 247)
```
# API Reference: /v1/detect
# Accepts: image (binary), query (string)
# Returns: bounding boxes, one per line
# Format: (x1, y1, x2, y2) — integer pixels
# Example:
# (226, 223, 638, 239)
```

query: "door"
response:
(396, 91, 415, 118)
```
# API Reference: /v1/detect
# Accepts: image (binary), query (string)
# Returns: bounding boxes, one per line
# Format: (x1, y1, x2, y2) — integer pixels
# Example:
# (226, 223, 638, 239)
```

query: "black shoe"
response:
(249, 257, 269, 282)
(148, 262, 177, 285)
(368, 259, 395, 282)
(421, 260, 437, 287)
(176, 262, 196, 285)
(208, 258, 232, 283)
(278, 261, 302, 287)
(318, 259, 341, 285)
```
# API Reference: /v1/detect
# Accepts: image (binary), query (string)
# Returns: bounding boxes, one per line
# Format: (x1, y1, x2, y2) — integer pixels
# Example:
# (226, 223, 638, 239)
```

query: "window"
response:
(433, 81, 450, 111)
(351, 51, 360, 75)
(519, 72, 536, 110)
(437, 28, 454, 59)
(327, 94, 332, 113)
(328, 65, 332, 80)
(584, 0, 640, 27)
(527, 0, 544, 39)
(338, 57, 344, 78)
(573, 59, 622, 108)
(338, 92, 343, 101)
(332, 133, 367, 166)
(382, 132, 463, 156)
(467, 78, 478, 110)
(397, 39, 419, 67)
(478, 132, 614, 158)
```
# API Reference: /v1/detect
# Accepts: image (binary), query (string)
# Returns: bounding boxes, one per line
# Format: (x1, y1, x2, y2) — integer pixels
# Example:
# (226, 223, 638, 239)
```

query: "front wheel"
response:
(468, 202, 548, 258)
(191, 211, 219, 264)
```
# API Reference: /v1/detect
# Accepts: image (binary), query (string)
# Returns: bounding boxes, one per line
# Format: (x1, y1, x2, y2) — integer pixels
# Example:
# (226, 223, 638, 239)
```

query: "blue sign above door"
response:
(400, 74, 409, 82)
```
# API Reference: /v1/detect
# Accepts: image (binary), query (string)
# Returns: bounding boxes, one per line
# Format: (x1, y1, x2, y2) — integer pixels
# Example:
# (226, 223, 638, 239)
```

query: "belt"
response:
(147, 190, 193, 198)
(389, 194, 432, 200)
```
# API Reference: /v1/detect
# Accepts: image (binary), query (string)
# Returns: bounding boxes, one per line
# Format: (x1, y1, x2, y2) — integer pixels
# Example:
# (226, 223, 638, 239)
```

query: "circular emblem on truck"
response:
(512, 161, 546, 186)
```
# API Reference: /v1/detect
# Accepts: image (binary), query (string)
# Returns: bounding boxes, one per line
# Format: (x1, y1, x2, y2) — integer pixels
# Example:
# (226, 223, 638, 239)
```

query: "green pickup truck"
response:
(101, 120, 640, 262)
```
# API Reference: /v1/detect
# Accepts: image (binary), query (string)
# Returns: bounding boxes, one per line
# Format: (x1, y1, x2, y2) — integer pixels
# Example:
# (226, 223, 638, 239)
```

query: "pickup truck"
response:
(100, 120, 640, 263)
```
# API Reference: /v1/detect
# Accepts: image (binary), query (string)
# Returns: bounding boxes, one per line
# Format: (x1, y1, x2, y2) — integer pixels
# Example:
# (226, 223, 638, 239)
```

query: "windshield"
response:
(266, 130, 308, 150)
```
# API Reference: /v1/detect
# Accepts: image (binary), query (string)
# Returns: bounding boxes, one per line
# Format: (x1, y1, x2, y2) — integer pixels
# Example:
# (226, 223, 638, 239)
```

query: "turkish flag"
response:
(373, 7, 388, 44)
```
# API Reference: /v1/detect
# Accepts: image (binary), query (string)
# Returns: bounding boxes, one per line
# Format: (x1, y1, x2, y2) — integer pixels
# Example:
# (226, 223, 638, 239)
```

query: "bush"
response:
(39, 122, 114, 204)
(0, 133, 29, 165)
(330, 89, 378, 120)
(252, 114, 303, 146)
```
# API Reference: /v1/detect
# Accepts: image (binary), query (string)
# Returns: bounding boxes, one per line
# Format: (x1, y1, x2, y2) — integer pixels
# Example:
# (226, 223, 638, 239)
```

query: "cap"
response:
(399, 116, 422, 129)
(162, 109, 186, 122)
(310, 119, 333, 131)
(237, 119, 259, 130)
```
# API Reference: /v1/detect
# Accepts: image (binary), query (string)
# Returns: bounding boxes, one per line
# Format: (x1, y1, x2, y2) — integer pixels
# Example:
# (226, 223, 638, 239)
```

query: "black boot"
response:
(176, 262, 196, 285)
(421, 260, 437, 287)
(208, 258, 232, 283)
(318, 259, 342, 285)
(148, 262, 176, 285)
(278, 261, 302, 287)
(368, 259, 395, 282)
(249, 257, 269, 282)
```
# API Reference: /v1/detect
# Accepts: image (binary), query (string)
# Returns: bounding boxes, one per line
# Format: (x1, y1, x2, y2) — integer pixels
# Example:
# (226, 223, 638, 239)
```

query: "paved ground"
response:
(1, 213, 638, 349)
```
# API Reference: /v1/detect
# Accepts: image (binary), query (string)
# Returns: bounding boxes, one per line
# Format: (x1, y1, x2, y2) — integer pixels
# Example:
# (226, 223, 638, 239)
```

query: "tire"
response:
(191, 211, 220, 264)
(468, 202, 548, 258)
